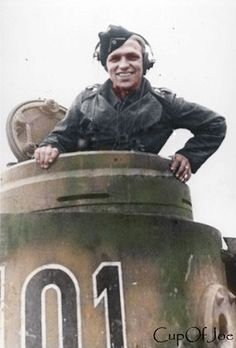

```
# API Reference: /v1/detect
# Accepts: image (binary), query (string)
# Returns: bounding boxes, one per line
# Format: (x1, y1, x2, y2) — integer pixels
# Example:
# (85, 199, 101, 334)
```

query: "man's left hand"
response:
(170, 154, 192, 183)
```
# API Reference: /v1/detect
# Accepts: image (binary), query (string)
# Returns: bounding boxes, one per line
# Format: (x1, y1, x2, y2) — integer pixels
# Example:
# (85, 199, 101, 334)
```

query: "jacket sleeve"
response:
(162, 90, 227, 173)
(39, 93, 84, 153)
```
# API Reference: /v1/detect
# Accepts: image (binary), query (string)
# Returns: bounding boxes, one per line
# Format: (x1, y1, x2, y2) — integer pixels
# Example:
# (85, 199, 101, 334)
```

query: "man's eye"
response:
(109, 56, 119, 62)
(127, 55, 139, 60)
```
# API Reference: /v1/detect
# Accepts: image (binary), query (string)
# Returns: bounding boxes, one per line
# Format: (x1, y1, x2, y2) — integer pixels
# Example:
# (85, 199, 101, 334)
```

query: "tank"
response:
(0, 100, 235, 348)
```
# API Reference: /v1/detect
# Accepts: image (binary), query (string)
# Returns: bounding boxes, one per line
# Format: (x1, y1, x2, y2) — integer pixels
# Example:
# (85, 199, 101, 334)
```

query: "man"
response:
(34, 25, 226, 183)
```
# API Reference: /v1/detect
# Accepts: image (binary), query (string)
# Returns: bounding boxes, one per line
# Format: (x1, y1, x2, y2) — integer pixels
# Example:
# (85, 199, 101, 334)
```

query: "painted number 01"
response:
(15, 262, 127, 348)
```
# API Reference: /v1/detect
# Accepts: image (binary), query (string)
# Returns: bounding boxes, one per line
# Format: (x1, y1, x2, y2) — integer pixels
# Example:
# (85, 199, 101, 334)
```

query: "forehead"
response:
(108, 39, 142, 57)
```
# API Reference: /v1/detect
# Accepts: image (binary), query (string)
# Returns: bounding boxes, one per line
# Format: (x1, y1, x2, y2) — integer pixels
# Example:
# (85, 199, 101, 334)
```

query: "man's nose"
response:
(119, 57, 129, 69)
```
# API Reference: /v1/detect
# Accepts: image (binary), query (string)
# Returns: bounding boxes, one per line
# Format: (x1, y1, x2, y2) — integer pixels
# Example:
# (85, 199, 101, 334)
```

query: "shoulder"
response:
(150, 86, 189, 115)
(151, 86, 177, 103)
(80, 84, 101, 102)
(72, 83, 101, 103)
(70, 84, 101, 110)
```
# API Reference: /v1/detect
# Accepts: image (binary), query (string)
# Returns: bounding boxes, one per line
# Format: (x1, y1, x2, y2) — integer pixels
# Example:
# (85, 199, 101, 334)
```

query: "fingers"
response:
(170, 154, 192, 183)
(34, 145, 59, 169)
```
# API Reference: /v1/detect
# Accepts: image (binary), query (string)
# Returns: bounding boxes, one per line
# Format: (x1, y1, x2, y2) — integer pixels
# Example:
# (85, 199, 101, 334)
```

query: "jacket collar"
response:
(99, 78, 153, 109)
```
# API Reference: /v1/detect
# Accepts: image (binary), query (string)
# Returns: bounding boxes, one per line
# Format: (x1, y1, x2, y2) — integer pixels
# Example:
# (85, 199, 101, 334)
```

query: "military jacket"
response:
(40, 78, 226, 173)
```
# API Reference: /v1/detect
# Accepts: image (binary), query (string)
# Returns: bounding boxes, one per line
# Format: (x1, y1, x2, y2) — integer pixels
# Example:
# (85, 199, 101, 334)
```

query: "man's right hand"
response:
(34, 145, 59, 169)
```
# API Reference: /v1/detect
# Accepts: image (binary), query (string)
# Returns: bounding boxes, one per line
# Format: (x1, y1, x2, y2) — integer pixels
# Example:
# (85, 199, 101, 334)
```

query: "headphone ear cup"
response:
(143, 52, 149, 75)
(143, 52, 155, 75)
(93, 43, 101, 62)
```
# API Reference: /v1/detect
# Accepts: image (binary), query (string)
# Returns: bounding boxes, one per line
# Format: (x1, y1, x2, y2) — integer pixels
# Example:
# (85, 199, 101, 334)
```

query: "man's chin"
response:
(116, 82, 137, 92)
(112, 80, 141, 97)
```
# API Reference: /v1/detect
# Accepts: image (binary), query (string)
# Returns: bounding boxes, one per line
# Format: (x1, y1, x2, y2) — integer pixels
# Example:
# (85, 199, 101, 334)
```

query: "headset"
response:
(93, 34, 156, 75)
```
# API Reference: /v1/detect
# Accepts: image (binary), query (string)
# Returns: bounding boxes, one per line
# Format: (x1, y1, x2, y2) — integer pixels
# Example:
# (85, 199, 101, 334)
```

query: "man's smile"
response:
(116, 72, 135, 77)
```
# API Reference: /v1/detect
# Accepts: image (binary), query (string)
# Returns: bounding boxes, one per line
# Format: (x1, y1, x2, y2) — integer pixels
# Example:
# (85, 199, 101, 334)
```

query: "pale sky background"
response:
(1, 0, 236, 240)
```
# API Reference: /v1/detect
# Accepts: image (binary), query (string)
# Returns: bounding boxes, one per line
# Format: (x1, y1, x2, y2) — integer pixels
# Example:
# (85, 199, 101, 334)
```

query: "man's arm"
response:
(34, 94, 84, 168)
(159, 89, 226, 180)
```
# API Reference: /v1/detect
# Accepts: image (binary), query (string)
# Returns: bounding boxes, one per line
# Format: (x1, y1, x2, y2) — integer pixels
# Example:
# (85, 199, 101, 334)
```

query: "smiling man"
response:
(34, 25, 226, 183)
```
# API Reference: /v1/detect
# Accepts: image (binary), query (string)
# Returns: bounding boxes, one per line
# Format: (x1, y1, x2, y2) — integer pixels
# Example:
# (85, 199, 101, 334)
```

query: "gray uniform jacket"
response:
(40, 78, 226, 173)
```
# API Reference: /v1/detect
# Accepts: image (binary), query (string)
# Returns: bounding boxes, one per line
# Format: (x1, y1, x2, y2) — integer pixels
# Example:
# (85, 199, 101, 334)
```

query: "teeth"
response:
(117, 73, 133, 77)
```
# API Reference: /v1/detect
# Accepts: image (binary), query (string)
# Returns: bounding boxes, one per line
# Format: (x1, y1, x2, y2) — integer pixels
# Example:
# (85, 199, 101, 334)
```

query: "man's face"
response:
(106, 38, 143, 95)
